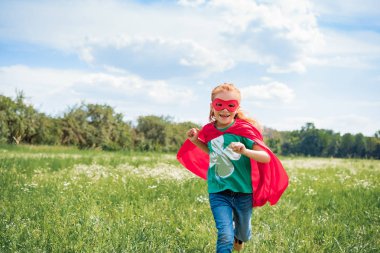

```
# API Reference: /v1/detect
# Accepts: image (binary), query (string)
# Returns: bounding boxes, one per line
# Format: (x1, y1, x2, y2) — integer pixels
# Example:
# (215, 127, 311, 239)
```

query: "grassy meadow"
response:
(0, 145, 379, 252)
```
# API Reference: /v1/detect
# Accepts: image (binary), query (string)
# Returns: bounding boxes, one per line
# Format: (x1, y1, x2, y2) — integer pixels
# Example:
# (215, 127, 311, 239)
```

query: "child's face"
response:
(211, 91, 240, 128)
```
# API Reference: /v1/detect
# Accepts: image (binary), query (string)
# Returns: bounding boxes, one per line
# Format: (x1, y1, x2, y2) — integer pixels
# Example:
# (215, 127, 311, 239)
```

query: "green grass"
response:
(0, 145, 379, 252)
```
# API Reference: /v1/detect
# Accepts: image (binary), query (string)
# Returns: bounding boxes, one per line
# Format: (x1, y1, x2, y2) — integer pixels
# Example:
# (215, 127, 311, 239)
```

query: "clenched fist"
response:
(229, 142, 246, 154)
(186, 128, 200, 143)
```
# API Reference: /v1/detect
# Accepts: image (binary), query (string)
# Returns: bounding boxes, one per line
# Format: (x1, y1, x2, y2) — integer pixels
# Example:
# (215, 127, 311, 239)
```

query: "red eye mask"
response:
(212, 98, 239, 112)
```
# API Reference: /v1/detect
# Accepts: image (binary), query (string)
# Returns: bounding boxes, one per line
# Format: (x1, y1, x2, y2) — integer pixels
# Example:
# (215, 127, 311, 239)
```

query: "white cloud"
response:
(1, 0, 378, 77)
(0, 0, 326, 76)
(306, 30, 380, 69)
(268, 62, 307, 73)
(177, 0, 206, 7)
(319, 115, 378, 136)
(86, 36, 234, 77)
(0, 65, 195, 115)
(0, 1, 226, 76)
(241, 81, 295, 103)
(78, 72, 144, 92)
(268, 116, 318, 132)
(207, 0, 324, 72)
(148, 82, 194, 104)
(79, 47, 95, 64)
(0, 65, 82, 95)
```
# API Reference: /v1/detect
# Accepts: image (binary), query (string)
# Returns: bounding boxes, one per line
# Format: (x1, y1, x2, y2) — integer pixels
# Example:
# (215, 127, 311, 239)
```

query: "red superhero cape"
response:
(177, 119, 288, 207)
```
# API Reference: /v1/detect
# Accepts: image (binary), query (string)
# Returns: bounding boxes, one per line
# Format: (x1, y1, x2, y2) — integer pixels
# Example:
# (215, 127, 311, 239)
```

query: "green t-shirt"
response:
(207, 123, 255, 194)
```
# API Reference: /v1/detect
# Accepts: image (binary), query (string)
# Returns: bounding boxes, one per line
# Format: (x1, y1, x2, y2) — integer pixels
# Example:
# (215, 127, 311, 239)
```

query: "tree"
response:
(322, 131, 340, 157)
(263, 127, 282, 154)
(298, 123, 324, 156)
(281, 130, 301, 156)
(135, 115, 169, 151)
(166, 121, 200, 152)
(365, 137, 380, 159)
(60, 104, 88, 147)
(0, 91, 40, 144)
(85, 104, 133, 150)
(338, 133, 355, 158)
(0, 96, 11, 143)
(32, 115, 61, 145)
(353, 133, 366, 158)
(60, 103, 133, 150)
(266, 138, 281, 154)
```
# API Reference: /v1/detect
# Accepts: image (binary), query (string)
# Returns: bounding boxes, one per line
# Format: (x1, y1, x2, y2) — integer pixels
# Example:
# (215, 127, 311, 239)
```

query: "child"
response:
(177, 83, 288, 252)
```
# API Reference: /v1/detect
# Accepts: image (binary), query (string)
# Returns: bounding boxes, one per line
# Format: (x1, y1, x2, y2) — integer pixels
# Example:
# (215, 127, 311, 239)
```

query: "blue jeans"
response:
(209, 191, 253, 253)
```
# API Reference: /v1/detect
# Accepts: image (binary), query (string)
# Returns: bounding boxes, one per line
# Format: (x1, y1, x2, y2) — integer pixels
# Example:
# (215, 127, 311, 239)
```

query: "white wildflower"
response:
(117, 163, 195, 181)
(73, 164, 109, 181)
(196, 195, 209, 203)
(306, 187, 317, 196)
(353, 179, 372, 189)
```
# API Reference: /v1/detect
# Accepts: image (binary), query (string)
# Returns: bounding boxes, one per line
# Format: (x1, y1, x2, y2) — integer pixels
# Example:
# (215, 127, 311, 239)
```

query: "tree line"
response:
(1, 92, 379, 159)
(266, 122, 380, 159)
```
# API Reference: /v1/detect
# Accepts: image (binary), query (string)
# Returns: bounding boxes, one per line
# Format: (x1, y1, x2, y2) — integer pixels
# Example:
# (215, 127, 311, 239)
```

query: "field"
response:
(0, 145, 379, 252)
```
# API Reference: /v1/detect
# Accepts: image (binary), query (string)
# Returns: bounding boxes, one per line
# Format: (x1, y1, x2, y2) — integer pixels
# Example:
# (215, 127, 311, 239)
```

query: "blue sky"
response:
(0, 0, 379, 136)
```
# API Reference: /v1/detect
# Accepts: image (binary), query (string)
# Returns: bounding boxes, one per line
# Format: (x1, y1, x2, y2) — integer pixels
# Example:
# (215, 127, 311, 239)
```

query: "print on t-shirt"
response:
(209, 135, 241, 178)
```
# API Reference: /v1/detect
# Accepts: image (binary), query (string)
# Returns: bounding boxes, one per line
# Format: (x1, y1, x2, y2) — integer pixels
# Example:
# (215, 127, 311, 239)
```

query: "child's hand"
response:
(186, 128, 200, 143)
(229, 142, 246, 154)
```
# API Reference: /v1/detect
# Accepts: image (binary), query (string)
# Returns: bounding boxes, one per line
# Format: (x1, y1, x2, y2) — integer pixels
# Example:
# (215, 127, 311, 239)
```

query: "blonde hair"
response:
(209, 83, 262, 132)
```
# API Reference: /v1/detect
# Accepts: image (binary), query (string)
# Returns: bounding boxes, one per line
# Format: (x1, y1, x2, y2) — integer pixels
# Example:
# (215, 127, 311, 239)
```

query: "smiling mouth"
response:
(219, 114, 230, 118)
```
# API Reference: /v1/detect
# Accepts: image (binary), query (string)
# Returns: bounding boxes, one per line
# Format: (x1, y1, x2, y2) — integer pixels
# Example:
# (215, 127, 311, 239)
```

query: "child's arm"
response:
(187, 128, 209, 154)
(229, 142, 271, 163)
